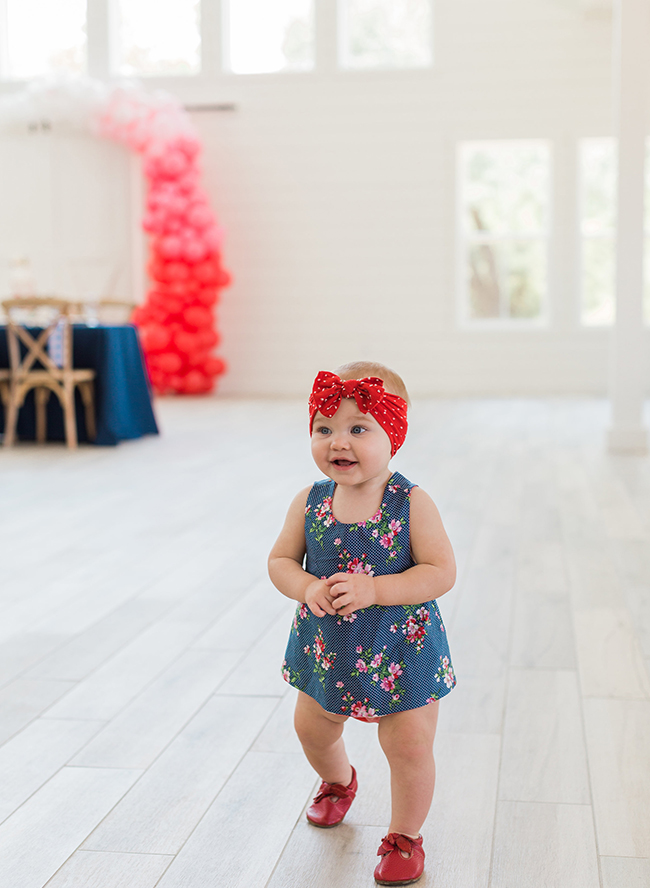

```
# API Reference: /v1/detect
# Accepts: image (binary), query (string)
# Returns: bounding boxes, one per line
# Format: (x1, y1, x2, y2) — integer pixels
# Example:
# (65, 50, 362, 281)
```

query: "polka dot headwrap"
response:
(308, 371, 408, 456)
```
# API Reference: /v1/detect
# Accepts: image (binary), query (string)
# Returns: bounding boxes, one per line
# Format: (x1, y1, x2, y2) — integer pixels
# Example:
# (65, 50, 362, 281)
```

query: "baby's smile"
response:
(331, 458, 357, 469)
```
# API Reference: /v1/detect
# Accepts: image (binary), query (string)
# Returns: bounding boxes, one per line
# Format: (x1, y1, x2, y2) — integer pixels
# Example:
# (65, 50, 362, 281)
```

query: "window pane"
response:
(582, 237, 616, 326)
(643, 237, 650, 324)
(580, 139, 616, 325)
(228, 0, 314, 74)
(581, 139, 617, 234)
(468, 240, 545, 321)
(341, 0, 432, 70)
(461, 142, 550, 236)
(118, 0, 200, 76)
(4, 0, 86, 79)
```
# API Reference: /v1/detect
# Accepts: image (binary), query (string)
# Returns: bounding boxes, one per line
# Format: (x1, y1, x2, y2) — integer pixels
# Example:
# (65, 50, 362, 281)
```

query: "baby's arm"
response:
(326, 487, 456, 615)
(268, 487, 338, 618)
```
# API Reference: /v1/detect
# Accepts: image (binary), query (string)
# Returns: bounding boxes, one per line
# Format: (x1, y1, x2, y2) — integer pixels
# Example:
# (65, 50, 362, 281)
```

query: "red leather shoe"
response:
(374, 833, 425, 886)
(306, 766, 358, 828)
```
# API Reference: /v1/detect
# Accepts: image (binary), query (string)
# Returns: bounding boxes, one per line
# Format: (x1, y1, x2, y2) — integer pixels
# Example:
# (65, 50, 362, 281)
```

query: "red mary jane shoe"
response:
(374, 832, 425, 886)
(305, 766, 358, 828)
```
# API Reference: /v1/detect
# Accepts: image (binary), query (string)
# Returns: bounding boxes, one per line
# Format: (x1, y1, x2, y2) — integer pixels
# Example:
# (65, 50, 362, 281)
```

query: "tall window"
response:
(459, 141, 550, 324)
(580, 139, 616, 325)
(226, 0, 314, 74)
(339, 0, 432, 69)
(0, 0, 434, 79)
(1, 0, 86, 79)
(117, 0, 200, 76)
(579, 138, 650, 325)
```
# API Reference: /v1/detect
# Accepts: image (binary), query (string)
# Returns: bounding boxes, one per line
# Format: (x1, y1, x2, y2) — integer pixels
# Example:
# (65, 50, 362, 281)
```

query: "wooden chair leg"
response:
(35, 387, 51, 444)
(3, 386, 19, 447)
(78, 381, 96, 442)
(63, 382, 78, 449)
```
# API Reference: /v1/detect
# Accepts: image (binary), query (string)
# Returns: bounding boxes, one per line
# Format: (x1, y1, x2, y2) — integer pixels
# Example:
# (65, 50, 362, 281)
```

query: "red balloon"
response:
(149, 370, 170, 392)
(155, 352, 183, 374)
(216, 268, 232, 288)
(168, 374, 185, 392)
(131, 306, 151, 326)
(184, 306, 213, 329)
(193, 259, 219, 285)
(187, 349, 210, 368)
(197, 328, 219, 349)
(174, 329, 200, 354)
(205, 356, 226, 377)
(141, 323, 171, 352)
(183, 369, 212, 394)
(167, 261, 191, 281)
(163, 296, 185, 315)
(195, 288, 217, 307)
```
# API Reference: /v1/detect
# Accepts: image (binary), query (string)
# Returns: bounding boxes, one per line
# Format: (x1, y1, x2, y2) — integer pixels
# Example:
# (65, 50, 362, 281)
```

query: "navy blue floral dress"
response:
(282, 472, 456, 720)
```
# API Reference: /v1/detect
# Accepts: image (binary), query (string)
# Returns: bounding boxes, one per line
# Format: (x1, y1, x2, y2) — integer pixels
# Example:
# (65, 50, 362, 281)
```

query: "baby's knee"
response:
(379, 717, 434, 765)
(294, 694, 346, 748)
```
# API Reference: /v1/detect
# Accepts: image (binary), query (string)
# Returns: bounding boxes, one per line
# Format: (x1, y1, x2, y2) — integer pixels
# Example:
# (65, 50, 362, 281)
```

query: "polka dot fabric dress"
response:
(282, 472, 456, 720)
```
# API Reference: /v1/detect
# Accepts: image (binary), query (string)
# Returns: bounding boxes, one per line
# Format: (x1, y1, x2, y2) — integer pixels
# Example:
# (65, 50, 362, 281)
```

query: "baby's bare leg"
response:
(294, 691, 352, 786)
(377, 701, 440, 836)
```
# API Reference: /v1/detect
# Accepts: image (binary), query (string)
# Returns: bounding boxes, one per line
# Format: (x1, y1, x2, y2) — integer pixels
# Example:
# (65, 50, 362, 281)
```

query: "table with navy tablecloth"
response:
(0, 324, 159, 446)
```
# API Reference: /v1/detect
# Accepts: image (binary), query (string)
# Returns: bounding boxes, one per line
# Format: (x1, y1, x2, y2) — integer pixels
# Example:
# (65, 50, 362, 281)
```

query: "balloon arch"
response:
(0, 78, 230, 395)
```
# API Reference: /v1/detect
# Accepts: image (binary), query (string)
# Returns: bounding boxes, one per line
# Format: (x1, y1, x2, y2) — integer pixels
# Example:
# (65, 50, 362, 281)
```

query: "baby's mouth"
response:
(332, 459, 357, 468)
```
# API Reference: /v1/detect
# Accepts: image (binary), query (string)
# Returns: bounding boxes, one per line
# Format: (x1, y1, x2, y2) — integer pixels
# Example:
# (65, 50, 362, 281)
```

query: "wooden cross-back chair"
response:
(2, 297, 96, 448)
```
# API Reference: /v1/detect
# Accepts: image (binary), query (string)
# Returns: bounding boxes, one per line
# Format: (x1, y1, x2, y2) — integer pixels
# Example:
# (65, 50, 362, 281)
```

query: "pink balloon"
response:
(168, 194, 189, 216)
(187, 204, 213, 230)
(182, 239, 208, 263)
(160, 150, 188, 178)
(159, 236, 183, 260)
(203, 226, 223, 252)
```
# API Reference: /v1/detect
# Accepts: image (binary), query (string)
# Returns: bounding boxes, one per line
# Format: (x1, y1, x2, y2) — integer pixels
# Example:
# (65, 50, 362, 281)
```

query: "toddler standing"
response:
(268, 361, 456, 886)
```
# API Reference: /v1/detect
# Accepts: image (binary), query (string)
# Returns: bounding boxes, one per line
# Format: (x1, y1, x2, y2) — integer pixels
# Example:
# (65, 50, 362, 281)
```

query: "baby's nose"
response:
(330, 434, 350, 449)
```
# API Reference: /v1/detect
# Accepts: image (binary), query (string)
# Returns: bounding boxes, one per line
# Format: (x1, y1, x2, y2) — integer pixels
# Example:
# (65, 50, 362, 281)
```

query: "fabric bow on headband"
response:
(308, 371, 408, 456)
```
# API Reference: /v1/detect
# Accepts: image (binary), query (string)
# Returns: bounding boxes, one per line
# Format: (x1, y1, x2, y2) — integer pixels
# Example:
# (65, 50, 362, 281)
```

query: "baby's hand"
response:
(325, 573, 377, 615)
(305, 578, 338, 617)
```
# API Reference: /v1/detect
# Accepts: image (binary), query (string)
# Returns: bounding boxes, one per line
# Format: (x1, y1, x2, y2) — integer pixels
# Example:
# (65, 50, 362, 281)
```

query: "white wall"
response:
(4, 0, 650, 396)
(0, 129, 135, 302)
(183, 0, 650, 396)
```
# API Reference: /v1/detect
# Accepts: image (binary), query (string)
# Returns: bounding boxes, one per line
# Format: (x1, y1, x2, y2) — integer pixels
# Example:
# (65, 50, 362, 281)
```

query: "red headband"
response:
(309, 371, 408, 456)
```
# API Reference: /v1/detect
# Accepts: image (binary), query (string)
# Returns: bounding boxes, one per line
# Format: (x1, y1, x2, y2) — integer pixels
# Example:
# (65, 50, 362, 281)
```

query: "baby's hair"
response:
(335, 361, 411, 407)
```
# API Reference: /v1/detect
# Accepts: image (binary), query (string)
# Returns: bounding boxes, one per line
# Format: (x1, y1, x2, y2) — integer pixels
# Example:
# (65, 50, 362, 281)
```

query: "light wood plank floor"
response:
(1, 397, 649, 888)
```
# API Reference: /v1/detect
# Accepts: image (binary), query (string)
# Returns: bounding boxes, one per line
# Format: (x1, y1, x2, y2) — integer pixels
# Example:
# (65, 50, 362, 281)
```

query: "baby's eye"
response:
(351, 426, 366, 435)
(316, 426, 331, 435)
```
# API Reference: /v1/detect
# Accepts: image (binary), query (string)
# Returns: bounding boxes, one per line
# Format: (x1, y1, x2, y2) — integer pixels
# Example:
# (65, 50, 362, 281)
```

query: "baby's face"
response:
(311, 397, 392, 487)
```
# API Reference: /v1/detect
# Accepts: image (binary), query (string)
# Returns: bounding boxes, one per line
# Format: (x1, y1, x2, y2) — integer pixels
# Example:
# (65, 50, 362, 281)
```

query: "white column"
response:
(607, 0, 649, 453)
(315, 0, 338, 73)
(87, 0, 118, 80)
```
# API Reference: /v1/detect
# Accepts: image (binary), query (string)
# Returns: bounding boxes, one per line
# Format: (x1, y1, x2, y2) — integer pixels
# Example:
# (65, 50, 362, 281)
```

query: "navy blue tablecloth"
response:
(0, 325, 159, 446)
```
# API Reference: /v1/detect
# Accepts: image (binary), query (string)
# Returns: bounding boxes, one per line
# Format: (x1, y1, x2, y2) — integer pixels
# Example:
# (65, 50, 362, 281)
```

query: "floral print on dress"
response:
(306, 496, 336, 547)
(435, 655, 456, 689)
(350, 505, 406, 565)
(340, 694, 378, 719)
(308, 627, 337, 687)
(389, 605, 432, 653)
(291, 603, 309, 636)
(351, 644, 407, 708)
(282, 471, 456, 718)
(334, 541, 375, 576)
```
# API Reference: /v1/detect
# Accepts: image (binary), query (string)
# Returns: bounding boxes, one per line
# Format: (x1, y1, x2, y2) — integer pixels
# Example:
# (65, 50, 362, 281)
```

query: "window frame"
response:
(0, 0, 436, 86)
(456, 138, 553, 330)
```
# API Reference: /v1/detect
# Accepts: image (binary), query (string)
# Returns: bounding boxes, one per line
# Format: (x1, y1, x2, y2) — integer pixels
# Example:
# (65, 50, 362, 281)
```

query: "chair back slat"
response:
(2, 298, 74, 376)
